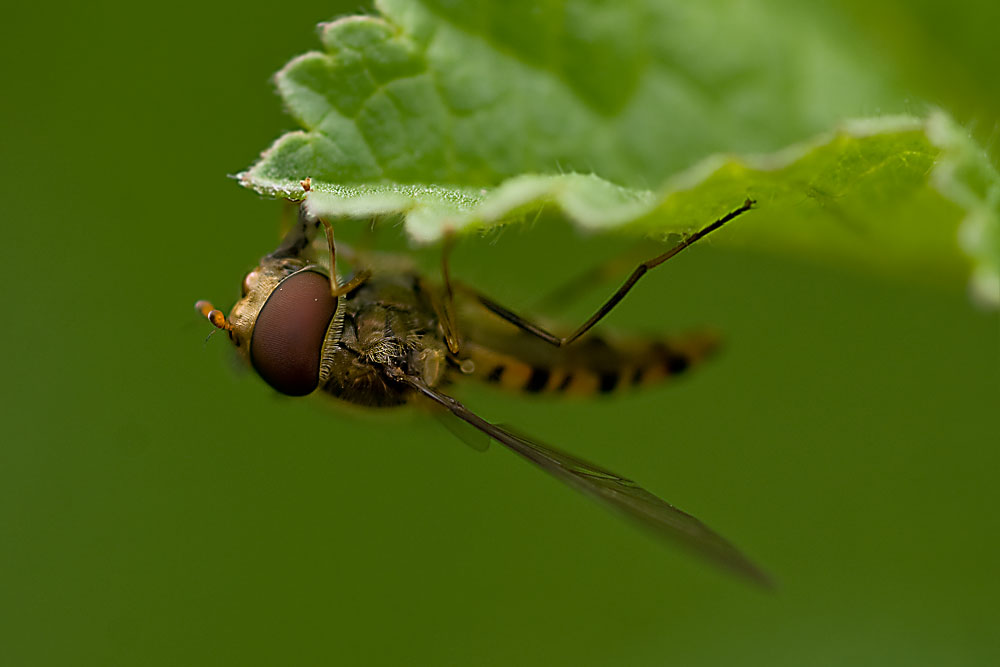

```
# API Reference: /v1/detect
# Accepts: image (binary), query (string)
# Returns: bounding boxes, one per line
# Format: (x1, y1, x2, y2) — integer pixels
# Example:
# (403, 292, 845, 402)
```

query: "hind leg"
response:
(449, 199, 755, 347)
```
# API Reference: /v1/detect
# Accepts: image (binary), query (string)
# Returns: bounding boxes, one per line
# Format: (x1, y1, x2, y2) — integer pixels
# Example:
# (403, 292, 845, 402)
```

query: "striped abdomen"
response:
(462, 330, 720, 397)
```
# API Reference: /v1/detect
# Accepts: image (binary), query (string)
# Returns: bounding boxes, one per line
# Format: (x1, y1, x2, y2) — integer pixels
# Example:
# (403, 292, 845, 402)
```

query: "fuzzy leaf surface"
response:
(241, 1, 999, 303)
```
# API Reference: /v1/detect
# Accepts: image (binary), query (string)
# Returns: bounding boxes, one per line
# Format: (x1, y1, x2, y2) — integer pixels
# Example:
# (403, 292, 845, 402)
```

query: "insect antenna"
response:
(195, 300, 233, 332)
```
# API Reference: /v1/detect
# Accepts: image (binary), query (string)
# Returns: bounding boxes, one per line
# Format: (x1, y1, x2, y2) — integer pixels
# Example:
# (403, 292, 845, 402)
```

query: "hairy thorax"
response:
(318, 274, 449, 407)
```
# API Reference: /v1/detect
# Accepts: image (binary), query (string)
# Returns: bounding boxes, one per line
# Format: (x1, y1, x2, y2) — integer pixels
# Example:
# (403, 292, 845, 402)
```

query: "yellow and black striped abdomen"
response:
(462, 329, 720, 398)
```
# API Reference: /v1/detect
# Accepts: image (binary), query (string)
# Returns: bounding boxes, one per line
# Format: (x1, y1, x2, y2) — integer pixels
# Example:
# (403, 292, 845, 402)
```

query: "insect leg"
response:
(531, 241, 656, 313)
(319, 218, 371, 297)
(267, 206, 370, 296)
(437, 231, 462, 354)
(474, 198, 755, 347)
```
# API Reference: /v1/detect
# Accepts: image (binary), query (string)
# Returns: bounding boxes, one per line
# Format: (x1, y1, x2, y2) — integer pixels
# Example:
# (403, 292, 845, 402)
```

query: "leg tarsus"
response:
(331, 269, 371, 297)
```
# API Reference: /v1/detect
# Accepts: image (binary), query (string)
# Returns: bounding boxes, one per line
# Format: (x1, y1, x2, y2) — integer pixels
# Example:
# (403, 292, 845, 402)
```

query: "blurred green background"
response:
(1, 1, 997, 665)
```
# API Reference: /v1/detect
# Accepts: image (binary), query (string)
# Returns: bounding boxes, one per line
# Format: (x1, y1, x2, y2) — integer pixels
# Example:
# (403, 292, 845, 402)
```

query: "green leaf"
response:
(240, 1, 999, 305)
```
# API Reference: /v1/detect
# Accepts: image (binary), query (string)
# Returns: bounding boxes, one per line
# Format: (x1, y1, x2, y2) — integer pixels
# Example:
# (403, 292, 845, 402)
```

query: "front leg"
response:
(269, 204, 370, 297)
(319, 218, 371, 298)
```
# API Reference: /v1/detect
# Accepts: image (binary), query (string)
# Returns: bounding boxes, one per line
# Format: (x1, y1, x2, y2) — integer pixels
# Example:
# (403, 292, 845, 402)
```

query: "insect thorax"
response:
(318, 273, 449, 408)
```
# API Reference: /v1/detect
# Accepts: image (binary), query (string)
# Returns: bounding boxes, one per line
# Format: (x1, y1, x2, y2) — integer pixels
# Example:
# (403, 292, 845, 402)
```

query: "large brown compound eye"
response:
(250, 270, 336, 396)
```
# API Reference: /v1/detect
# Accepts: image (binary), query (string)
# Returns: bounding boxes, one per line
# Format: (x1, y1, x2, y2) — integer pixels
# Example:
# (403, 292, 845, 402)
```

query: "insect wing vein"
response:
(393, 370, 770, 586)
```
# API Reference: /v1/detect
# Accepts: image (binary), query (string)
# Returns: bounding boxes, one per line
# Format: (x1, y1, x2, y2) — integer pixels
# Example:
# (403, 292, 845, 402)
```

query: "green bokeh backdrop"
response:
(2, 1, 997, 665)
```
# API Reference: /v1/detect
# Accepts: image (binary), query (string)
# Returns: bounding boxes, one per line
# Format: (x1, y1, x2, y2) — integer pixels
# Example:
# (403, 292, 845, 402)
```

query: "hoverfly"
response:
(196, 197, 769, 585)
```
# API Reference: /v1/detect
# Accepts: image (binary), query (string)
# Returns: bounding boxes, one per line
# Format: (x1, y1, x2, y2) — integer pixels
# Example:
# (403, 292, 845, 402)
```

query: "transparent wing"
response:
(434, 410, 490, 452)
(393, 370, 771, 586)
(492, 423, 771, 586)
